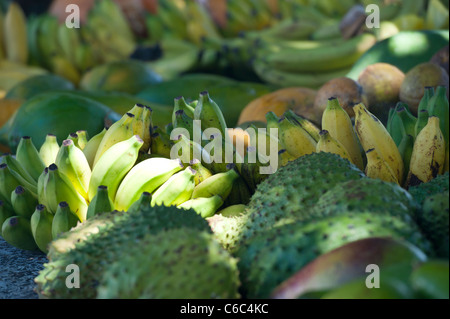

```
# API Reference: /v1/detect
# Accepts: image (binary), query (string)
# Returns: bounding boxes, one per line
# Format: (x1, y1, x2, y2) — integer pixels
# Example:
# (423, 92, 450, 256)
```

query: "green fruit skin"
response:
(410, 260, 450, 299)
(2, 216, 39, 250)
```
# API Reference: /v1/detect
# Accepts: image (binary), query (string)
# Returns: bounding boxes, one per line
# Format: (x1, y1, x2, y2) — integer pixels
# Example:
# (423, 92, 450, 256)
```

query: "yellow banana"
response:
(322, 97, 364, 170)
(353, 103, 404, 182)
(405, 116, 446, 187)
(82, 128, 107, 169)
(284, 110, 320, 142)
(3, 2, 28, 64)
(277, 117, 317, 158)
(150, 167, 196, 207)
(190, 159, 213, 186)
(365, 148, 400, 185)
(278, 149, 297, 167)
(316, 130, 353, 163)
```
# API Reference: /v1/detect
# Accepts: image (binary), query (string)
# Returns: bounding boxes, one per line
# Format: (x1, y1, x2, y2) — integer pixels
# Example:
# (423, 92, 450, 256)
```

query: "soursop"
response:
(408, 172, 449, 206)
(236, 211, 433, 299)
(226, 152, 365, 253)
(416, 192, 449, 258)
(34, 204, 240, 299)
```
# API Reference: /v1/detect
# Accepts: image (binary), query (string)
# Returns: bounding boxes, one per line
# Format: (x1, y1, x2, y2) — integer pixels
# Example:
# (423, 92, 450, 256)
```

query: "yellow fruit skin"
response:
(316, 130, 353, 164)
(365, 148, 400, 185)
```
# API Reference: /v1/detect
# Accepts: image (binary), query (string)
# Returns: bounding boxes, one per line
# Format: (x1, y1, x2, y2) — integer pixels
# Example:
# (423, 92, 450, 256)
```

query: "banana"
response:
(284, 110, 320, 142)
(365, 148, 400, 185)
(83, 128, 107, 169)
(11, 185, 38, 219)
(3, 2, 28, 64)
(173, 109, 195, 140)
(247, 124, 282, 159)
(190, 159, 213, 186)
(405, 116, 446, 187)
(73, 130, 89, 150)
(177, 195, 224, 218)
(49, 55, 81, 85)
(171, 134, 211, 167)
(30, 204, 54, 253)
(265, 111, 280, 134)
(428, 86, 449, 149)
(417, 86, 434, 114)
(15, 136, 46, 183)
(322, 98, 364, 170)
(139, 105, 153, 154)
(114, 157, 184, 211)
(51, 201, 80, 239)
(277, 117, 317, 158)
(396, 105, 417, 139)
(57, 23, 81, 65)
(194, 91, 228, 138)
(278, 149, 297, 167)
(353, 103, 404, 183)
(150, 166, 196, 207)
(127, 191, 152, 213)
(55, 139, 92, 200)
(415, 110, 429, 138)
(86, 185, 114, 219)
(244, 18, 318, 41)
(0, 200, 15, 236)
(93, 112, 136, 167)
(1, 154, 36, 187)
(316, 130, 353, 163)
(150, 131, 174, 158)
(1, 216, 38, 250)
(74, 44, 97, 73)
(262, 33, 376, 73)
(240, 146, 276, 193)
(388, 107, 407, 147)
(45, 164, 88, 221)
(398, 134, 415, 186)
(88, 135, 144, 202)
(173, 96, 196, 123)
(191, 164, 240, 200)
(39, 134, 60, 167)
(215, 204, 247, 217)
(37, 167, 48, 208)
(0, 163, 37, 203)
(222, 174, 252, 207)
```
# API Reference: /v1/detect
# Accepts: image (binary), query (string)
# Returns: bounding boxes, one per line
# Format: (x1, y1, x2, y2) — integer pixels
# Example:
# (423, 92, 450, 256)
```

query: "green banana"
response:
(265, 111, 280, 134)
(191, 165, 240, 200)
(92, 112, 136, 167)
(240, 146, 274, 193)
(1, 216, 38, 250)
(173, 96, 196, 123)
(44, 164, 88, 221)
(0, 200, 15, 236)
(0, 163, 37, 203)
(215, 204, 247, 217)
(173, 109, 195, 140)
(56, 22, 81, 65)
(30, 204, 54, 253)
(150, 166, 196, 207)
(189, 159, 213, 186)
(428, 85, 449, 148)
(1, 154, 36, 187)
(37, 167, 48, 208)
(177, 195, 224, 218)
(86, 185, 114, 219)
(415, 110, 429, 138)
(127, 191, 152, 213)
(11, 185, 38, 219)
(114, 157, 184, 211)
(73, 130, 89, 150)
(388, 109, 407, 147)
(222, 174, 252, 207)
(82, 128, 107, 169)
(15, 136, 46, 182)
(51, 201, 80, 239)
(171, 134, 211, 167)
(396, 105, 417, 138)
(398, 134, 415, 186)
(194, 91, 228, 138)
(417, 86, 434, 114)
(284, 109, 321, 142)
(55, 139, 92, 200)
(39, 134, 60, 167)
(88, 135, 144, 202)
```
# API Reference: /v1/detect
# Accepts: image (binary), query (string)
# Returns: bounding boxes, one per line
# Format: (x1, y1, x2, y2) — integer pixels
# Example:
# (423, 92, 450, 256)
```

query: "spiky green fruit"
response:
(408, 172, 449, 206)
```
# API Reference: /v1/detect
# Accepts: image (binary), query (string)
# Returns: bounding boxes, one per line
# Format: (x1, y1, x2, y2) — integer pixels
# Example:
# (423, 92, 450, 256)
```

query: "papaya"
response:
(5, 74, 75, 101)
(3, 92, 121, 152)
(79, 60, 163, 94)
(347, 30, 449, 80)
(237, 87, 318, 126)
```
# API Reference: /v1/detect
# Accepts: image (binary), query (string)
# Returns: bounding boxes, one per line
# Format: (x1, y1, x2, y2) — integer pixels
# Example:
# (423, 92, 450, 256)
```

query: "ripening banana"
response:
(39, 134, 60, 167)
(11, 185, 38, 219)
(93, 112, 136, 167)
(284, 110, 320, 142)
(55, 139, 92, 200)
(278, 149, 297, 167)
(51, 201, 80, 239)
(86, 185, 114, 219)
(191, 165, 240, 200)
(193, 91, 228, 138)
(139, 105, 153, 153)
(365, 148, 400, 185)
(44, 164, 88, 221)
(150, 166, 196, 207)
(277, 117, 317, 158)
(322, 97, 364, 170)
(177, 195, 224, 218)
(0, 163, 37, 203)
(83, 128, 107, 169)
(3, 2, 28, 64)
(190, 159, 213, 186)
(15, 136, 46, 183)
(114, 157, 184, 211)
(353, 103, 404, 182)
(405, 116, 446, 187)
(88, 135, 144, 202)
(316, 130, 353, 163)
(30, 204, 54, 253)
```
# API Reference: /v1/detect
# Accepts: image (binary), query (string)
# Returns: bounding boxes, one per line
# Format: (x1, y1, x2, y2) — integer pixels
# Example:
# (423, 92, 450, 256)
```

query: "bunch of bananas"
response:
(0, 3, 47, 95)
(26, 0, 136, 85)
(386, 86, 449, 188)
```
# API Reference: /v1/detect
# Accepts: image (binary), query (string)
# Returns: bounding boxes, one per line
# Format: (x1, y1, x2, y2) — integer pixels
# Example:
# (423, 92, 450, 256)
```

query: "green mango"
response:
(4, 92, 121, 152)
(5, 74, 75, 100)
(347, 30, 449, 80)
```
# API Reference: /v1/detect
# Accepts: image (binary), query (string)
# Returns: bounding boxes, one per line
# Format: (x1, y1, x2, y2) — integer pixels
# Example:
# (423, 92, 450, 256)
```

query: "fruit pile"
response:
(0, 0, 448, 300)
